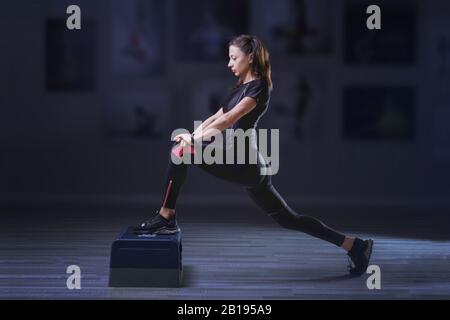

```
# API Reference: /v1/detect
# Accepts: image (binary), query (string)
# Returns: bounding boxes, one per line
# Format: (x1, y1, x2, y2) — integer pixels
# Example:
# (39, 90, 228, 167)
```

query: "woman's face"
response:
(228, 45, 253, 78)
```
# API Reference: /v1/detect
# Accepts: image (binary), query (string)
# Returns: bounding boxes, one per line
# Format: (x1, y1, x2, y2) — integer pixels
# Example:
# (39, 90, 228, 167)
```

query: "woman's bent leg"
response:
(159, 144, 189, 210)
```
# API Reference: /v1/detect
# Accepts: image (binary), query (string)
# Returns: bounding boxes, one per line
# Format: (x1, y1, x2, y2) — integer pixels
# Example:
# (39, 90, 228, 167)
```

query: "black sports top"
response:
(222, 79, 270, 132)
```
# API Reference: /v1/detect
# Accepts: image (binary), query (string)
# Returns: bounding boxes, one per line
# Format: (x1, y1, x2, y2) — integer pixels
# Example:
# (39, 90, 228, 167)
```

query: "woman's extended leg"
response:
(245, 176, 346, 247)
(245, 176, 374, 275)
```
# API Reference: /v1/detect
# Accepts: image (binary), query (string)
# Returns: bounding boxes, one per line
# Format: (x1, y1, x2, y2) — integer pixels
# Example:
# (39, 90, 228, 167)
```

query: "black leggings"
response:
(160, 142, 346, 247)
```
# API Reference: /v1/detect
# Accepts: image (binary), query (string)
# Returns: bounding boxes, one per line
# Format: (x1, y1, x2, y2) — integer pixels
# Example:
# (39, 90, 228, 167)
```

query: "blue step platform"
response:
(109, 227, 182, 287)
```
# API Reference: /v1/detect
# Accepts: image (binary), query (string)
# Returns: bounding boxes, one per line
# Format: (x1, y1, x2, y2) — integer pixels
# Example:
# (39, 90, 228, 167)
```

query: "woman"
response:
(134, 34, 373, 276)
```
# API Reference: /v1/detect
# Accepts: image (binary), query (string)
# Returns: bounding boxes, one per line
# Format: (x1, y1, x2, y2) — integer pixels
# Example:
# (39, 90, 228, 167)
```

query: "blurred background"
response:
(1, 0, 449, 227)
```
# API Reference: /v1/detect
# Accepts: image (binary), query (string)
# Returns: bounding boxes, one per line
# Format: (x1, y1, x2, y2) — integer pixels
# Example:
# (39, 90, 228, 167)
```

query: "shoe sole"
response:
(134, 226, 179, 235)
(349, 239, 374, 276)
(153, 227, 180, 235)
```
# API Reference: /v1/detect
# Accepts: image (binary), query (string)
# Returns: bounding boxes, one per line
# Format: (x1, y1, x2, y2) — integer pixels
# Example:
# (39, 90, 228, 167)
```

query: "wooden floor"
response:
(1, 207, 449, 299)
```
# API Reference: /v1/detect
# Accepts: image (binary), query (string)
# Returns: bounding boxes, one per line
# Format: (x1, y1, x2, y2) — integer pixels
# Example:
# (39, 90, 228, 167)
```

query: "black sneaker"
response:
(347, 238, 374, 276)
(133, 211, 179, 235)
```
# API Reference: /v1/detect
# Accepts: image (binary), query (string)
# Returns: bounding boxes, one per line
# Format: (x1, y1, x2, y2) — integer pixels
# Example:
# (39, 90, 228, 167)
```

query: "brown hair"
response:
(229, 34, 273, 91)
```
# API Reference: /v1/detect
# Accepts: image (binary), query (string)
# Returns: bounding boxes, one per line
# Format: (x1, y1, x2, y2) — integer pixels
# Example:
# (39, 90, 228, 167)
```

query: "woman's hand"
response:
(173, 133, 193, 147)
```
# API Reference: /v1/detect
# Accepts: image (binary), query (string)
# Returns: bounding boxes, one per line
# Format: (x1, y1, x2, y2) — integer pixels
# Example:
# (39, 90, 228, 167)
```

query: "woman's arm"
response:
(191, 107, 224, 136)
(193, 97, 257, 142)
(174, 107, 226, 147)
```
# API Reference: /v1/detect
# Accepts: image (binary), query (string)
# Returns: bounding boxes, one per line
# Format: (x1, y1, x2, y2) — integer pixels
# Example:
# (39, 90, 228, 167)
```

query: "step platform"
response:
(109, 227, 182, 287)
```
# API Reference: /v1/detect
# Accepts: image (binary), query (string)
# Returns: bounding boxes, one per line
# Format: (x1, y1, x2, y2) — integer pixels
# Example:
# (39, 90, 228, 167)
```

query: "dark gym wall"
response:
(1, 0, 449, 213)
